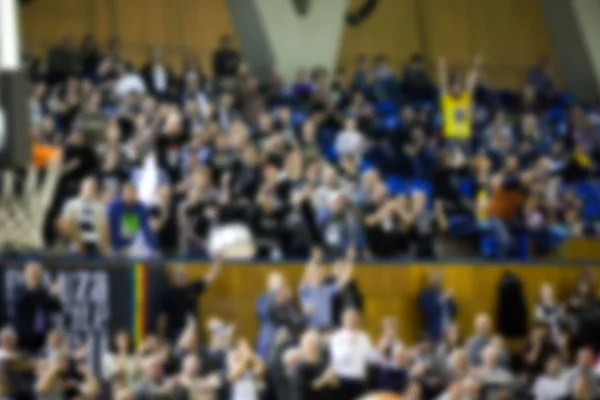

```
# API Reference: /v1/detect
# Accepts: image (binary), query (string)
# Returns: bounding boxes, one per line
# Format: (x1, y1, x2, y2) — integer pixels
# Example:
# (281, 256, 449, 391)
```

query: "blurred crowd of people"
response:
(16, 33, 600, 259)
(3, 259, 600, 399)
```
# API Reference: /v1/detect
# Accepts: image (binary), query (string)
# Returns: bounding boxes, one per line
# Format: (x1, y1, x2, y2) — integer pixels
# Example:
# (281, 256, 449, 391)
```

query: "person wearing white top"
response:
(335, 118, 364, 160)
(329, 308, 378, 399)
(533, 355, 568, 400)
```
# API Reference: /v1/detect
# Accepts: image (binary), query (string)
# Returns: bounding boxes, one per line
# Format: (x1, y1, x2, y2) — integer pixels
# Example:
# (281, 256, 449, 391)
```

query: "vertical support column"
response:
(0, 0, 30, 168)
(539, 0, 600, 101)
(225, 0, 348, 82)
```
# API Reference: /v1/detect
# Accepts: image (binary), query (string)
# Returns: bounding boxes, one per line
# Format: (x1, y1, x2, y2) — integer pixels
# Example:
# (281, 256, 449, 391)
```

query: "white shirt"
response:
(335, 130, 363, 159)
(114, 73, 147, 97)
(152, 64, 167, 93)
(533, 374, 568, 400)
(329, 328, 377, 380)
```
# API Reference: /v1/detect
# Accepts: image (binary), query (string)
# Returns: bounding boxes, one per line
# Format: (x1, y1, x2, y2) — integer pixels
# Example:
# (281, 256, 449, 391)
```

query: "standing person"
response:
(298, 250, 353, 330)
(57, 176, 109, 256)
(228, 339, 265, 400)
(418, 270, 457, 342)
(329, 309, 378, 400)
(157, 256, 223, 343)
(328, 251, 364, 327)
(294, 330, 336, 400)
(107, 183, 158, 257)
(438, 55, 482, 148)
(256, 272, 285, 360)
(14, 262, 62, 354)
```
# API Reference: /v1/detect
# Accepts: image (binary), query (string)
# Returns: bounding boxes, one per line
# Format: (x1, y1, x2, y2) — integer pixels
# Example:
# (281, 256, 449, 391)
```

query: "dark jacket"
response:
(496, 272, 528, 338)
(14, 285, 61, 353)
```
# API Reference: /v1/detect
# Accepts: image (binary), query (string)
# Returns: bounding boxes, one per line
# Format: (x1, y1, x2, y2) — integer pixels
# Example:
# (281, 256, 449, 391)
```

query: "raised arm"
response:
(204, 254, 224, 285)
(466, 54, 483, 92)
(337, 249, 356, 288)
(438, 57, 449, 93)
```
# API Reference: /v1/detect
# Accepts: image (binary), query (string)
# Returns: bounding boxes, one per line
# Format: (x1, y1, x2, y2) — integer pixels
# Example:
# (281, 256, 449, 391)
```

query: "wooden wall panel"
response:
(21, 0, 559, 87)
(338, 0, 421, 72)
(184, 263, 593, 345)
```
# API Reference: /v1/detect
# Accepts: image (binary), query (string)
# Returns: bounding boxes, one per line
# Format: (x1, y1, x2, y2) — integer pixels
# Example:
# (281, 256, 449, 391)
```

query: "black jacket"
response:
(496, 272, 528, 338)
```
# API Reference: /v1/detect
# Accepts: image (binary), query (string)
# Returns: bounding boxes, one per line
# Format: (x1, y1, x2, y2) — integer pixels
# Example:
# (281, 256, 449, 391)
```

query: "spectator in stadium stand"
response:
(521, 320, 559, 384)
(533, 353, 569, 400)
(329, 308, 378, 399)
(437, 55, 482, 148)
(401, 53, 434, 103)
(57, 176, 109, 256)
(565, 347, 598, 397)
(14, 262, 62, 354)
(107, 182, 158, 257)
(293, 329, 337, 400)
(418, 270, 457, 342)
(212, 35, 241, 88)
(140, 46, 175, 100)
(465, 313, 500, 366)
(298, 250, 354, 330)
(156, 256, 223, 343)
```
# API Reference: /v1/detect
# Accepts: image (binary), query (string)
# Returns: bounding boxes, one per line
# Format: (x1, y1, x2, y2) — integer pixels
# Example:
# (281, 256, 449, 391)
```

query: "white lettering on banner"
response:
(3, 269, 110, 374)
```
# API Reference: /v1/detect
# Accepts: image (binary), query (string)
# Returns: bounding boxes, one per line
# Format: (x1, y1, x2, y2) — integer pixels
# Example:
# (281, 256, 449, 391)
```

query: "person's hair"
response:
(109, 329, 135, 355)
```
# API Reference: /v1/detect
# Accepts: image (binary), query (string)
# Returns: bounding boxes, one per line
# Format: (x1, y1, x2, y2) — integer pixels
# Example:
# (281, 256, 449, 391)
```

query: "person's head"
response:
(328, 191, 347, 215)
(192, 166, 212, 190)
(302, 119, 316, 142)
(242, 144, 258, 165)
(149, 46, 163, 64)
(576, 347, 594, 371)
(410, 53, 424, 69)
(504, 155, 519, 173)
(544, 354, 562, 376)
(369, 182, 388, 204)
(572, 375, 593, 400)
(0, 327, 17, 350)
(411, 190, 427, 213)
(342, 308, 361, 331)
(404, 380, 422, 400)
(181, 354, 199, 377)
(304, 264, 325, 286)
(449, 74, 464, 97)
(344, 117, 357, 132)
(474, 313, 491, 336)
(113, 330, 133, 354)
(266, 271, 284, 292)
(24, 261, 44, 289)
(481, 345, 500, 368)
(531, 320, 549, 342)
(381, 316, 398, 338)
(300, 329, 320, 356)
(448, 348, 469, 373)
(169, 264, 187, 287)
(445, 322, 460, 344)
(576, 279, 592, 296)
(207, 317, 233, 349)
(68, 130, 85, 146)
(46, 329, 64, 350)
(219, 35, 233, 50)
(142, 356, 164, 381)
(462, 376, 481, 399)
(391, 344, 410, 367)
(80, 176, 97, 200)
(121, 183, 137, 205)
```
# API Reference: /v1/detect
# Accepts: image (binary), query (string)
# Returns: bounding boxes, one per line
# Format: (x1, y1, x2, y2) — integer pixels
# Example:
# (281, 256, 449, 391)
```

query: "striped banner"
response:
(132, 263, 148, 345)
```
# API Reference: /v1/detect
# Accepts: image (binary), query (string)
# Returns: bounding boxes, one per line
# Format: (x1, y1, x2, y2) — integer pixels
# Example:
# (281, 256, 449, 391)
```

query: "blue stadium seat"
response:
(291, 111, 307, 127)
(376, 100, 397, 117)
(385, 176, 408, 196)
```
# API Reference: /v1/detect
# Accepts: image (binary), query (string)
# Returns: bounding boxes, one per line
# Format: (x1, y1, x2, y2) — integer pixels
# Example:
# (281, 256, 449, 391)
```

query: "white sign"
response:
(3, 268, 111, 373)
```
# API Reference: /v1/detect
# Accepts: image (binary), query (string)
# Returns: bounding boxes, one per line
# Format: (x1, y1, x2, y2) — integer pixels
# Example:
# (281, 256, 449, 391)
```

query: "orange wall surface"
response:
(184, 263, 593, 344)
(21, 0, 560, 87)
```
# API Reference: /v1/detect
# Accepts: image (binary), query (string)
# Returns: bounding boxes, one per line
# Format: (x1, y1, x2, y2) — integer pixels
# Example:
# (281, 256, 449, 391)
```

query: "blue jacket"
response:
(418, 286, 457, 341)
(107, 199, 158, 251)
(255, 292, 277, 360)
